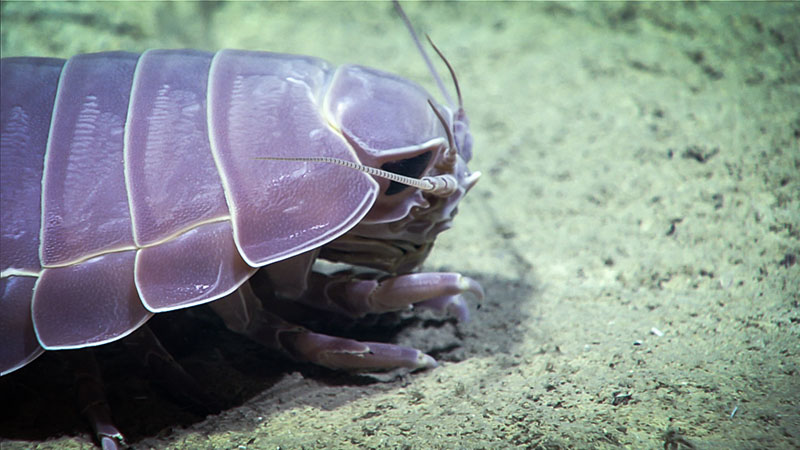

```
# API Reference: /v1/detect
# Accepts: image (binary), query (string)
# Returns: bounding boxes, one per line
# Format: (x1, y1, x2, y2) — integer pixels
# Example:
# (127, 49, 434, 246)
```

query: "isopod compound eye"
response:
(381, 151, 433, 195)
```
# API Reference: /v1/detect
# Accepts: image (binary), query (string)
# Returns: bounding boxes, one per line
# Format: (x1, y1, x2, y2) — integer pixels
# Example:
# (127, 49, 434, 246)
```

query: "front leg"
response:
(209, 269, 483, 372)
(294, 271, 484, 321)
(210, 283, 437, 371)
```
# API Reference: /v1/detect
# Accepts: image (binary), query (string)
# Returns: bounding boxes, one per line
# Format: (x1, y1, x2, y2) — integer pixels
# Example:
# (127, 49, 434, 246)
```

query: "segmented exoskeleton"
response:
(0, 2, 482, 448)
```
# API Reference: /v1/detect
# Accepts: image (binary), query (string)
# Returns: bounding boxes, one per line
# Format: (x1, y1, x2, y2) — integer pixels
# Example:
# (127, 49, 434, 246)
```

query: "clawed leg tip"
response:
(100, 435, 125, 450)
(417, 352, 438, 369)
(446, 297, 471, 322)
(459, 275, 485, 301)
(414, 294, 471, 322)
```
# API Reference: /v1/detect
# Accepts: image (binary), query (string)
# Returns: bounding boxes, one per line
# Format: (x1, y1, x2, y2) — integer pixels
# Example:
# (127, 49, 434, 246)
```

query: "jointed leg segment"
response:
(212, 270, 482, 371)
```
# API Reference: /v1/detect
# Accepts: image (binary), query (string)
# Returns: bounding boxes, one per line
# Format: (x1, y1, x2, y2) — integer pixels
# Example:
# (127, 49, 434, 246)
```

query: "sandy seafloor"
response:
(1, 2, 798, 449)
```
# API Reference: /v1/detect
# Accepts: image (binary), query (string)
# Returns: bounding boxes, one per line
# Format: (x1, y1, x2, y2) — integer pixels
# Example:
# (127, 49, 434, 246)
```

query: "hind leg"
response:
(68, 323, 221, 449)
(66, 350, 125, 450)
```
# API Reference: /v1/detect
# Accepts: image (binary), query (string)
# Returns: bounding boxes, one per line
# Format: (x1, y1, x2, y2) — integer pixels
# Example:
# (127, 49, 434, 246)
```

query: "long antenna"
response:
(255, 156, 458, 197)
(392, 0, 455, 108)
(425, 34, 463, 112)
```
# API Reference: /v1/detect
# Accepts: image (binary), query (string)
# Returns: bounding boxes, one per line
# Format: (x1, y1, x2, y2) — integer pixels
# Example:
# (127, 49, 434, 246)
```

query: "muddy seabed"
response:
(1, 2, 798, 449)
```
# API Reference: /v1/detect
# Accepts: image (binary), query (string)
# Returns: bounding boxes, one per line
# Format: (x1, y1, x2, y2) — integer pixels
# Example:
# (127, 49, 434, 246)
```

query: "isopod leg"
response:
(67, 350, 126, 450)
(210, 283, 436, 371)
(297, 271, 483, 321)
(274, 325, 437, 371)
(415, 294, 471, 322)
(122, 325, 221, 413)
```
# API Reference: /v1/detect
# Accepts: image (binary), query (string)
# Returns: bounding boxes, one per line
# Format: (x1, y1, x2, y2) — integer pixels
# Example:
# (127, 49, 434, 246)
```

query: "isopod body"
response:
(1, 43, 480, 375)
(1, 3, 487, 447)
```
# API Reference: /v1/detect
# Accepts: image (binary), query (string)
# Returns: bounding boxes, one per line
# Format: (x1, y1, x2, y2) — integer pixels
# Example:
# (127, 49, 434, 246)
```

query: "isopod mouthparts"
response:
(256, 155, 459, 197)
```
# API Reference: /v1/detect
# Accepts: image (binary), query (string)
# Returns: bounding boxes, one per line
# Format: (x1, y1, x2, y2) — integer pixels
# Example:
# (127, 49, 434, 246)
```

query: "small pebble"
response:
(650, 327, 664, 337)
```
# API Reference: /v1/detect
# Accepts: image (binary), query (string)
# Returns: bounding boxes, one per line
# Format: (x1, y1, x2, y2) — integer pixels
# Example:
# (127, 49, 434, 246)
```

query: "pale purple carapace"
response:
(0, 43, 479, 375)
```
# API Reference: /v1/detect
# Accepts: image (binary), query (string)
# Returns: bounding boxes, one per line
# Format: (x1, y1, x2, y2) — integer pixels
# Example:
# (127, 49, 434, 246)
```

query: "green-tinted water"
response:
(1, 2, 798, 448)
